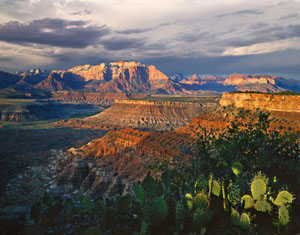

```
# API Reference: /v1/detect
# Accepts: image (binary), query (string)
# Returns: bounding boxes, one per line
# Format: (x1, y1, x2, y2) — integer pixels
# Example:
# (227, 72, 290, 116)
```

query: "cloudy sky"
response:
(0, 0, 300, 78)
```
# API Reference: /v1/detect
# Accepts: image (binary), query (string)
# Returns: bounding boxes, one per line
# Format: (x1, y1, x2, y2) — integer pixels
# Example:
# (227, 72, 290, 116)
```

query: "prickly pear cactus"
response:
(254, 199, 272, 212)
(208, 175, 213, 198)
(193, 192, 209, 209)
(212, 180, 221, 197)
(239, 213, 251, 230)
(230, 209, 240, 226)
(251, 178, 266, 200)
(185, 193, 193, 210)
(146, 197, 168, 226)
(193, 208, 214, 227)
(241, 195, 254, 209)
(222, 181, 226, 210)
(274, 191, 293, 207)
(232, 161, 243, 177)
(278, 205, 289, 226)
(134, 184, 145, 203)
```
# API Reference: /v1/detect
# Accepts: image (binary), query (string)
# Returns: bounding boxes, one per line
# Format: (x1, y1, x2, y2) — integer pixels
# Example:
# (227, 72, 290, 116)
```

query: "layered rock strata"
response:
(63, 99, 219, 130)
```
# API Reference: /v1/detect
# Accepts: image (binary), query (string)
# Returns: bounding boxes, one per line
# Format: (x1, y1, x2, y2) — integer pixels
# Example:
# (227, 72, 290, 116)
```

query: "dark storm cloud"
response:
(224, 24, 300, 47)
(141, 49, 300, 77)
(0, 18, 110, 48)
(70, 9, 92, 16)
(216, 9, 264, 18)
(101, 36, 146, 50)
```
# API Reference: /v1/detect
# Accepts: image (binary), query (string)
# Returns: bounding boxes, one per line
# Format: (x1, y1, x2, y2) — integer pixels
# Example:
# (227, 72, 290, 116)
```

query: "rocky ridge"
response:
(220, 92, 300, 112)
(62, 98, 220, 130)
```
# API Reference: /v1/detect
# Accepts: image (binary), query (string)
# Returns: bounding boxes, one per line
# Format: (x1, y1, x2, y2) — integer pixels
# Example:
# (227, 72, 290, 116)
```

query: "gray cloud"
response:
(116, 22, 171, 35)
(280, 13, 299, 20)
(101, 36, 146, 50)
(224, 24, 300, 48)
(0, 18, 110, 48)
(216, 9, 264, 18)
(176, 31, 211, 43)
(250, 22, 269, 30)
(140, 49, 300, 78)
(70, 9, 92, 16)
(116, 27, 153, 35)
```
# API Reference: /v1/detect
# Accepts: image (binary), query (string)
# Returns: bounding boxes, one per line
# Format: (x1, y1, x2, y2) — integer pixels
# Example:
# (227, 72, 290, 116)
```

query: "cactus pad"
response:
(254, 199, 272, 212)
(230, 209, 240, 226)
(239, 213, 251, 230)
(212, 180, 221, 197)
(232, 161, 243, 177)
(278, 205, 289, 226)
(241, 195, 254, 209)
(251, 178, 266, 200)
(274, 191, 293, 206)
(193, 192, 209, 209)
(149, 197, 168, 224)
(134, 184, 144, 203)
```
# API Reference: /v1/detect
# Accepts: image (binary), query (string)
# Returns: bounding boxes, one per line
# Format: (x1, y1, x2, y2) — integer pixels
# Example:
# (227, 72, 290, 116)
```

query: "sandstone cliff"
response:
(220, 92, 300, 112)
(220, 92, 300, 132)
(63, 98, 219, 130)
(52, 91, 146, 106)
(223, 74, 286, 92)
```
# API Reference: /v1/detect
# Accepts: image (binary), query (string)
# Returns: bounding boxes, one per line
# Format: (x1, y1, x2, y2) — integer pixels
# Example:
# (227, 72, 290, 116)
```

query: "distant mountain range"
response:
(1, 60, 300, 96)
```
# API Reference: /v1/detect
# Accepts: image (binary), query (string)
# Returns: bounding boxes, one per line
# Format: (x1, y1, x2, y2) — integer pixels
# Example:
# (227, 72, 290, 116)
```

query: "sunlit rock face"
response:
(33, 60, 182, 93)
(223, 74, 285, 93)
(220, 92, 300, 112)
(63, 98, 220, 131)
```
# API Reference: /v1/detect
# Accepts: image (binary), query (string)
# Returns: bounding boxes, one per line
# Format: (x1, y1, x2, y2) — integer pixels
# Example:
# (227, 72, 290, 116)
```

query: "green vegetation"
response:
(1, 110, 299, 234)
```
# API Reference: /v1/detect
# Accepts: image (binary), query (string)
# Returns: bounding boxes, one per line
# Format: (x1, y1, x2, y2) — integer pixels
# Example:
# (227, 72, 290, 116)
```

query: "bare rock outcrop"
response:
(64, 98, 220, 130)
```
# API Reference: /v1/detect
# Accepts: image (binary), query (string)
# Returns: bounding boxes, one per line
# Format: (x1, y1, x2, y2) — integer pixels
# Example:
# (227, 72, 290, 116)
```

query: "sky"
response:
(0, 0, 300, 78)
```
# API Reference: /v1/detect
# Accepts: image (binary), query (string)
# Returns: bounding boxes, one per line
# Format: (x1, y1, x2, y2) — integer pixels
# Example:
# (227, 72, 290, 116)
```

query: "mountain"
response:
(169, 73, 185, 82)
(175, 73, 300, 93)
(0, 71, 21, 89)
(35, 60, 184, 94)
(1, 61, 300, 94)
(223, 74, 286, 92)
(34, 72, 84, 91)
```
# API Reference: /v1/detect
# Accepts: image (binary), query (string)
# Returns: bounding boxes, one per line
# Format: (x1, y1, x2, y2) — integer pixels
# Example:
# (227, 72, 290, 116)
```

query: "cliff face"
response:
(220, 93, 300, 112)
(223, 74, 285, 92)
(52, 91, 146, 106)
(63, 99, 219, 130)
(220, 93, 300, 131)
(34, 61, 181, 94)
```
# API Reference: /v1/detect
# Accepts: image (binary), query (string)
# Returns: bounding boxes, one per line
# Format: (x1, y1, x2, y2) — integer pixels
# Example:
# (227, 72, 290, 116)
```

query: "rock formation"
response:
(62, 98, 220, 130)
(220, 92, 300, 112)
(2, 63, 300, 94)
(223, 74, 285, 92)
(52, 91, 147, 106)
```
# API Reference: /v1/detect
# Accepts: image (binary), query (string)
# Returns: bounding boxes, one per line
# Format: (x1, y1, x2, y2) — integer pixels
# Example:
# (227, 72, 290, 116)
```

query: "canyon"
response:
(1, 61, 300, 232)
